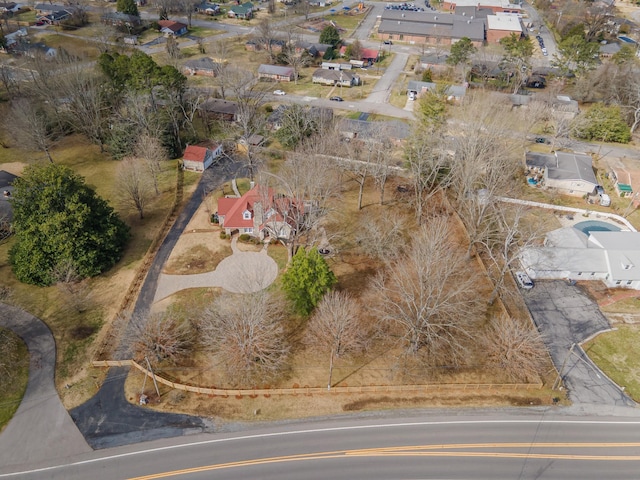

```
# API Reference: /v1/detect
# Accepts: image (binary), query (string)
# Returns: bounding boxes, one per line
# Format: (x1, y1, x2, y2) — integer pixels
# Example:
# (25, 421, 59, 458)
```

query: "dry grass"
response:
(124, 167, 561, 421)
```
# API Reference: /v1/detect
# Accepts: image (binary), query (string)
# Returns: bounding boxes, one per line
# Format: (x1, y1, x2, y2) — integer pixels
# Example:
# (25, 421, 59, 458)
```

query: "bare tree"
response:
(477, 204, 541, 304)
(0, 64, 18, 96)
(116, 156, 154, 219)
(201, 291, 289, 386)
(448, 96, 522, 255)
(6, 98, 57, 163)
(480, 314, 547, 382)
(305, 291, 368, 389)
(130, 312, 193, 367)
(355, 214, 406, 262)
(255, 18, 279, 62)
(260, 136, 342, 256)
(135, 135, 167, 195)
(52, 260, 93, 313)
(404, 126, 451, 221)
(372, 218, 483, 365)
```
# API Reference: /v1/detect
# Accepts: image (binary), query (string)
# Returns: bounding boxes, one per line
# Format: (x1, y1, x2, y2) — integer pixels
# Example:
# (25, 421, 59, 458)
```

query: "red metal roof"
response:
(183, 145, 208, 163)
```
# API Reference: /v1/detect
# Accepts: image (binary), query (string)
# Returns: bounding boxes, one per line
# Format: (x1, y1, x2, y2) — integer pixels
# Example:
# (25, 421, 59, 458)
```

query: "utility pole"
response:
(553, 343, 575, 390)
(145, 356, 160, 397)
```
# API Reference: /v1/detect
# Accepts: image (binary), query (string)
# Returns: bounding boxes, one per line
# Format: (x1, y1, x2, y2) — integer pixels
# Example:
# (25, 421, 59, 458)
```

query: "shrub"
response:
(220, 232, 228, 240)
(239, 233, 251, 242)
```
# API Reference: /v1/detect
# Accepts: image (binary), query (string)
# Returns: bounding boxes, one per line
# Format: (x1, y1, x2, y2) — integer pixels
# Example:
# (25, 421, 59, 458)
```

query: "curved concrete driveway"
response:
(153, 237, 278, 302)
(0, 304, 91, 470)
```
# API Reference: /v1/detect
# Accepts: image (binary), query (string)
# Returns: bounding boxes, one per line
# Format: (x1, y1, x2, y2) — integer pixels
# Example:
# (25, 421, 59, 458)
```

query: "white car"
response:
(273, 90, 286, 96)
(515, 271, 534, 290)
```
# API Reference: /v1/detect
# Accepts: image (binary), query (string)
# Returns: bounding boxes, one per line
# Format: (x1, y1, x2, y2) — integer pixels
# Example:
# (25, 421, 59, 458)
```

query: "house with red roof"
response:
(182, 143, 222, 172)
(159, 20, 188, 37)
(339, 45, 379, 65)
(217, 184, 300, 240)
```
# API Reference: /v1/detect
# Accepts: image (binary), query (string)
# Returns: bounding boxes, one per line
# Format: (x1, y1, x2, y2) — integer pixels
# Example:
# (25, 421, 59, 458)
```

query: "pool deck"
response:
(556, 214, 630, 231)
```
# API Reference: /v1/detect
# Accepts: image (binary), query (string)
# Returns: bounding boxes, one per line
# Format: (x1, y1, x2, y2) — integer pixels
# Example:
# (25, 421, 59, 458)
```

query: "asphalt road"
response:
(4, 412, 640, 479)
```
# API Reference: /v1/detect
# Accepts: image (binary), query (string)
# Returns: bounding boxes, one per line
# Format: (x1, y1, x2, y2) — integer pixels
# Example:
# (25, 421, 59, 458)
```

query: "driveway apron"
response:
(523, 280, 635, 408)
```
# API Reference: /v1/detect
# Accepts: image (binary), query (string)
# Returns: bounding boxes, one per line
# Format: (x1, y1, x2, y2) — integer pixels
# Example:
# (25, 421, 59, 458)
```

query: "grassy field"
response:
(0, 329, 29, 433)
(583, 325, 640, 401)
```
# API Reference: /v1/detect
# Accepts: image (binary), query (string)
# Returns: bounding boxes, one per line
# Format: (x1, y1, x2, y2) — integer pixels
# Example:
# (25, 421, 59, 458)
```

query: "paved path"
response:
(154, 237, 278, 301)
(522, 281, 636, 409)
(0, 304, 92, 469)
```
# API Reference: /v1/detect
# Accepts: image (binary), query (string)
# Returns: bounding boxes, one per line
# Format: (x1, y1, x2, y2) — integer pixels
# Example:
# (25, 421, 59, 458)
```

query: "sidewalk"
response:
(0, 304, 91, 472)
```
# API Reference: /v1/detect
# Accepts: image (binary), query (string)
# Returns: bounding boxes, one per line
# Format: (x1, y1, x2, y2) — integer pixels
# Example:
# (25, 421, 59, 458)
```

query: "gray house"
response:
(521, 227, 640, 290)
(312, 68, 359, 86)
(258, 64, 295, 82)
(525, 151, 598, 196)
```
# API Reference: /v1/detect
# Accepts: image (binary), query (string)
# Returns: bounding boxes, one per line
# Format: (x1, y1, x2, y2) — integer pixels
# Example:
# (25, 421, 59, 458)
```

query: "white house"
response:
(182, 143, 222, 172)
(525, 151, 598, 196)
(521, 227, 640, 290)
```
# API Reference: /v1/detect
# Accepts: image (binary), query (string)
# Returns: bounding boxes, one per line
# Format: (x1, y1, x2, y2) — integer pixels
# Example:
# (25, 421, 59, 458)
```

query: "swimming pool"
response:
(618, 36, 638, 44)
(574, 220, 621, 235)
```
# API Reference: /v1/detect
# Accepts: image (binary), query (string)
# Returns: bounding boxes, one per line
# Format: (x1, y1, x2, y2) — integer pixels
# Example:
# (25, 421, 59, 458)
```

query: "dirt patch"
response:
(0, 162, 27, 176)
(164, 243, 231, 275)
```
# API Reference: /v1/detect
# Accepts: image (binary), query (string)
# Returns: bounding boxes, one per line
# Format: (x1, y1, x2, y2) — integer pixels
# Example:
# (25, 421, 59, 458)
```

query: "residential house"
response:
(268, 105, 333, 130)
(182, 143, 223, 172)
(312, 68, 359, 86)
(102, 12, 142, 28)
(34, 3, 69, 16)
(228, 2, 253, 19)
(295, 41, 332, 58)
(338, 46, 379, 64)
(217, 184, 300, 240)
(2, 28, 27, 53)
(525, 151, 598, 196)
(551, 95, 580, 120)
(521, 227, 640, 290)
(377, 10, 486, 46)
(486, 13, 523, 43)
(37, 9, 71, 25)
(258, 64, 295, 82)
(0, 2, 17, 13)
(158, 20, 188, 37)
(337, 118, 410, 144)
(199, 98, 238, 122)
(417, 53, 450, 73)
(195, 1, 220, 15)
(442, 0, 522, 14)
(183, 57, 219, 76)
(600, 41, 621, 58)
(406, 81, 467, 102)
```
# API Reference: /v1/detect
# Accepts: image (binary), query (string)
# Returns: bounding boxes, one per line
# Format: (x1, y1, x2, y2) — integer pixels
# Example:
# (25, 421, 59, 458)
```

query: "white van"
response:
(600, 194, 611, 207)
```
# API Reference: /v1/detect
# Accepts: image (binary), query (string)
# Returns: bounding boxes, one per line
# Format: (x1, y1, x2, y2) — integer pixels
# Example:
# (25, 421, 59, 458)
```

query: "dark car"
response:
(383, 40, 393, 45)
(535, 137, 549, 144)
(329, 96, 344, 102)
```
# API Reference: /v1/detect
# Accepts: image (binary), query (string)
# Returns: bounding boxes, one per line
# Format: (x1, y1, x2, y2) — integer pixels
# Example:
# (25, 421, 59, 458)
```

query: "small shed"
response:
(182, 143, 223, 172)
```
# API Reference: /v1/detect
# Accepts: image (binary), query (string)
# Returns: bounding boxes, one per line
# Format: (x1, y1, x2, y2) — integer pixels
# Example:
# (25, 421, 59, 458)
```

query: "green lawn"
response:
(583, 325, 640, 401)
(0, 329, 29, 432)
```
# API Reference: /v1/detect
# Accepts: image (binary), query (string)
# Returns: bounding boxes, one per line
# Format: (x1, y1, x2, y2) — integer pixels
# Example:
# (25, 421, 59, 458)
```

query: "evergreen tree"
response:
(9, 164, 130, 286)
(117, 0, 139, 16)
(282, 248, 337, 316)
(319, 25, 341, 47)
(447, 37, 476, 66)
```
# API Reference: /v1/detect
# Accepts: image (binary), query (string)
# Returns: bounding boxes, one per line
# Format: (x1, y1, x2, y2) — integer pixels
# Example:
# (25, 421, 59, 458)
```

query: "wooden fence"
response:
(92, 359, 543, 396)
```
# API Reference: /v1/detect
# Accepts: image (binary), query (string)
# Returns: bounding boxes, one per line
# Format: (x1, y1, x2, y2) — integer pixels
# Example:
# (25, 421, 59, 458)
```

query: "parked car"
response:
(273, 90, 286, 96)
(329, 96, 344, 102)
(383, 40, 393, 45)
(515, 271, 534, 289)
(534, 137, 549, 144)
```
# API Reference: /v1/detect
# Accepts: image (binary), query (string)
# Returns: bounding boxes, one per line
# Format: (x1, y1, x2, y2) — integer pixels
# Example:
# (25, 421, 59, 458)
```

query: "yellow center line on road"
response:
(127, 443, 640, 479)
